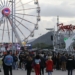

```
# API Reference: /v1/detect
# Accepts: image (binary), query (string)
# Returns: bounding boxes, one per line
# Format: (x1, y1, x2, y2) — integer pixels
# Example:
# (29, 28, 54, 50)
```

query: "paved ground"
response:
(0, 69, 75, 75)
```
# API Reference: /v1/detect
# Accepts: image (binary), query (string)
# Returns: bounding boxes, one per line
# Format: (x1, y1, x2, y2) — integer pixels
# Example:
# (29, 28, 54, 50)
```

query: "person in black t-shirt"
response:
(66, 55, 74, 75)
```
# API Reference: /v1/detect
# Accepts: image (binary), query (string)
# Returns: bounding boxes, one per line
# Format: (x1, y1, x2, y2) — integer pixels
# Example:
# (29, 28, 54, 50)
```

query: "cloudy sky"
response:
(30, 0, 75, 39)
(0, 0, 75, 42)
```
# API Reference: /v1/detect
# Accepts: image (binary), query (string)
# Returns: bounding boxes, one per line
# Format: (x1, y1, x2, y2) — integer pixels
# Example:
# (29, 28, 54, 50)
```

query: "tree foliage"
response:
(32, 43, 53, 49)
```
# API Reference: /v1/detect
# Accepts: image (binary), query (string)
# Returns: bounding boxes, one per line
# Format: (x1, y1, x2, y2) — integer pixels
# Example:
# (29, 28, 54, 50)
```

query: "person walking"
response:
(0, 52, 2, 72)
(26, 56, 33, 75)
(66, 55, 74, 75)
(2, 53, 7, 75)
(56, 53, 61, 70)
(4, 51, 13, 75)
(0, 59, 2, 72)
(40, 54, 45, 75)
(34, 55, 41, 75)
(46, 56, 53, 75)
(19, 54, 23, 69)
(12, 53, 18, 70)
(60, 54, 67, 71)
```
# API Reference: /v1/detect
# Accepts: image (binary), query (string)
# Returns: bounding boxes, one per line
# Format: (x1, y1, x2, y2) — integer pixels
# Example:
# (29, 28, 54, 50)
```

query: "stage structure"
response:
(54, 23, 75, 51)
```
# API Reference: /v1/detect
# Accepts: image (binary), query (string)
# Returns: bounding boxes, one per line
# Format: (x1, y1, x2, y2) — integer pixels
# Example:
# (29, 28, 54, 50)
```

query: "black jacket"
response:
(26, 60, 33, 70)
(40, 57, 46, 68)
(66, 58, 74, 70)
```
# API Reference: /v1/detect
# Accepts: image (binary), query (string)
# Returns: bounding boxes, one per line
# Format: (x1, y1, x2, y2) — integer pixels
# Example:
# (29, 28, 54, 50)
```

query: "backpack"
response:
(14, 56, 18, 62)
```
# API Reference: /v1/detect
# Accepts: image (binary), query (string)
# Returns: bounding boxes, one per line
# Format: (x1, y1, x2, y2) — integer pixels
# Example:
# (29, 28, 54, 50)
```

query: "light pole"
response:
(12, 0, 14, 53)
(9, 0, 14, 53)
(13, 0, 16, 43)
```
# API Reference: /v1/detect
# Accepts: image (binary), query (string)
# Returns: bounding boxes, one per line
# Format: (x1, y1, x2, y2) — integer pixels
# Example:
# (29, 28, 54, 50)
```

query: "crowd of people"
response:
(0, 50, 75, 75)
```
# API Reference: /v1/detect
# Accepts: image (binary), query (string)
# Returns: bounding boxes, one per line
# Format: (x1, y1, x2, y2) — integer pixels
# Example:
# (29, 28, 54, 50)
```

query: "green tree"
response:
(32, 43, 53, 49)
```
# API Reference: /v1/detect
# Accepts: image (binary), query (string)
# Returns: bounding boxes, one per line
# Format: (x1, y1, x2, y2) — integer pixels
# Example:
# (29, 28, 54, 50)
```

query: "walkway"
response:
(0, 69, 75, 75)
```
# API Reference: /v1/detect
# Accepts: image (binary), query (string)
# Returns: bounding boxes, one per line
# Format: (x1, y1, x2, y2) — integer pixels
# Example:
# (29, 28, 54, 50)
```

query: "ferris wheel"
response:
(0, 0, 40, 44)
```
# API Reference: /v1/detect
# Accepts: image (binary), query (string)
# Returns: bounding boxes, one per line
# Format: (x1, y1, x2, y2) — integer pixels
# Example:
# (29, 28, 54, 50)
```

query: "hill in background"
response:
(30, 31, 54, 46)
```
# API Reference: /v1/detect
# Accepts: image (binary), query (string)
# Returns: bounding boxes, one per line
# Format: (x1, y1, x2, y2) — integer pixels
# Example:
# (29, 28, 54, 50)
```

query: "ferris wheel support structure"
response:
(11, 0, 22, 46)
(8, 17, 22, 45)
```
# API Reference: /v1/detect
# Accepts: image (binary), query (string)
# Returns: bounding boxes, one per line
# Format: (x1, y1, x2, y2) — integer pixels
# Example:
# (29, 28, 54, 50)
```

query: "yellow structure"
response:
(22, 42, 26, 46)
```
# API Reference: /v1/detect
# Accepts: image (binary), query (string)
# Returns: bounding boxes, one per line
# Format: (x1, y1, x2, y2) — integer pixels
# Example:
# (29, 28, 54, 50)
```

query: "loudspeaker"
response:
(51, 35, 53, 41)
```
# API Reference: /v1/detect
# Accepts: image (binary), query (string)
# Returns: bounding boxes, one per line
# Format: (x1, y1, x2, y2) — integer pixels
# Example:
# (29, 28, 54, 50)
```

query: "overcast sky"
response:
(33, 0, 75, 39)
(0, 0, 75, 42)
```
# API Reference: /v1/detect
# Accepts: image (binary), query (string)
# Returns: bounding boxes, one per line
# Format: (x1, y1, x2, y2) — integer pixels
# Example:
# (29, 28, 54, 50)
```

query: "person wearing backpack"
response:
(66, 55, 74, 75)
(4, 51, 13, 75)
(12, 54, 18, 70)
(26, 56, 33, 75)
(14, 54, 18, 70)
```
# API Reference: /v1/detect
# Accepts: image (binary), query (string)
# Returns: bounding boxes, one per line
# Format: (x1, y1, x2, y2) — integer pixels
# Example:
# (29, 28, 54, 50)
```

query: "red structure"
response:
(2, 8, 10, 17)
(57, 23, 75, 31)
